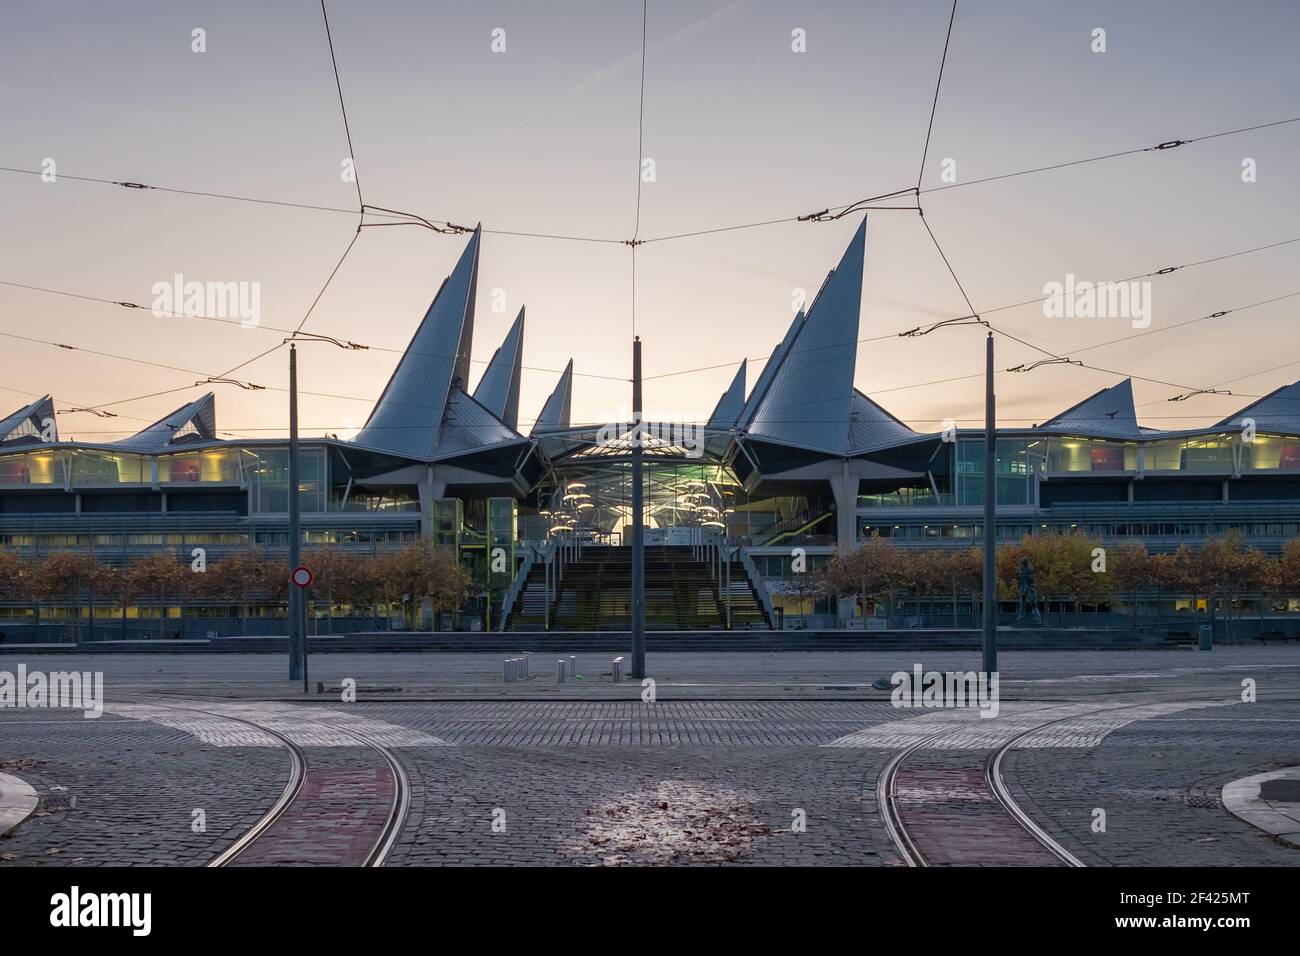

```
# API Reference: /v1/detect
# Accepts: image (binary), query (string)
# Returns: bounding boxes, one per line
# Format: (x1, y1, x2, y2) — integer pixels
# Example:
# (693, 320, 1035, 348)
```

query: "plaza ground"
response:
(1, 646, 1298, 866)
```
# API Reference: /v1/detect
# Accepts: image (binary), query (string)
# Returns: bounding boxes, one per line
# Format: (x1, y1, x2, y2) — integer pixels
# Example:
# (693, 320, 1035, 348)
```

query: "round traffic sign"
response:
(291, 566, 313, 588)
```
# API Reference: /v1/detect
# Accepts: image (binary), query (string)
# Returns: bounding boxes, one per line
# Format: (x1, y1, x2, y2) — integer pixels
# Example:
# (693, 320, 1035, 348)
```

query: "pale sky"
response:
(2, 0, 1298, 442)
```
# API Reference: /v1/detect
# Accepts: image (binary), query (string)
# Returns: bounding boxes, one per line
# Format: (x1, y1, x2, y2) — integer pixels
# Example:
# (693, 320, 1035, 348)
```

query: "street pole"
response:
(288, 344, 305, 686)
(982, 331, 998, 677)
(630, 336, 646, 678)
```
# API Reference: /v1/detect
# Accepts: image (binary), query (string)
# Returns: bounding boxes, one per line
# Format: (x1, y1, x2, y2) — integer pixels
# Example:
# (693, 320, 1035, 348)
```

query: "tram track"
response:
(878, 697, 1227, 867)
(124, 698, 409, 867)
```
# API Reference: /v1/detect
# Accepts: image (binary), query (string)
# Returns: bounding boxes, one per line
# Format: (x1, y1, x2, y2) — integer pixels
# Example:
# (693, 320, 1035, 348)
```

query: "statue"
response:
(1016, 557, 1043, 625)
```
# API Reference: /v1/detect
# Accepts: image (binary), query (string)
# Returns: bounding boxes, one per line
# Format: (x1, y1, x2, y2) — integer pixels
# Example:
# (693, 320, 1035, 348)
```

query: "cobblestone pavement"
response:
(1, 649, 1298, 866)
(1002, 698, 1300, 866)
(0, 710, 287, 866)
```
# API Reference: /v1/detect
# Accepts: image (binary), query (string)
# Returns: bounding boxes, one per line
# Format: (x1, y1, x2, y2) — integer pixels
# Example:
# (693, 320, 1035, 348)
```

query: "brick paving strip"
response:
(1220, 767, 1300, 848)
(893, 766, 1062, 865)
(852, 699, 1239, 866)
(229, 758, 397, 866)
(105, 700, 433, 866)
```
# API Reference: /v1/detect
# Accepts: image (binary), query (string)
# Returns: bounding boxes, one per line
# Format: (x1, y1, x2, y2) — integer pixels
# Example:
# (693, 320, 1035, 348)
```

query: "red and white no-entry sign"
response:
(291, 566, 313, 588)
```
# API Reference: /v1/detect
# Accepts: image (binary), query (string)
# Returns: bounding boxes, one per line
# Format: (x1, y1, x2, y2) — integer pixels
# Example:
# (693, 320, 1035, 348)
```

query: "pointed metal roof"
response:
(353, 226, 481, 458)
(432, 387, 525, 458)
(707, 361, 747, 429)
(737, 310, 804, 430)
(532, 360, 573, 433)
(116, 393, 217, 451)
(0, 395, 56, 446)
(472, 306, 525, 431)
(745, 217, 867, 454)
(847, 389, 919, 452)
(1041, 378, 1144, 438)
(1216, 381, 1300, 433)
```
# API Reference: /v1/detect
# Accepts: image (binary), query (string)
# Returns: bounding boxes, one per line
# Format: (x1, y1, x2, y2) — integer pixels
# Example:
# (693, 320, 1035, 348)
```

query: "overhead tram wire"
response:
(53, 0, 374, 422)
(917, 0, 959, 191)
(915, 116, 1300, 196)
(320, 0, 362, 213)
(0, 278, 625, 388)
(7, 11, 1296, 427)
(628, 229, 1300, 380)
(10, 241, 1292, 405)
(2, 113, 1296, 251)
(0, 276, 629, 382)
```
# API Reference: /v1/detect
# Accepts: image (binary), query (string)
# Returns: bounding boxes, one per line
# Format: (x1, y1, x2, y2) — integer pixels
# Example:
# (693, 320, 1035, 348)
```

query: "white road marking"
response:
(106, 701, 450, 748)
(824, 700, 1235, 750)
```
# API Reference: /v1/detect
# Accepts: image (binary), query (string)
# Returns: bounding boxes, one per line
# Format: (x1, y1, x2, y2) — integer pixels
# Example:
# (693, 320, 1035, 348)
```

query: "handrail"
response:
(496, 544, 536, 631)
(738, 548, 777, 628)
(760, 509, 831, 547)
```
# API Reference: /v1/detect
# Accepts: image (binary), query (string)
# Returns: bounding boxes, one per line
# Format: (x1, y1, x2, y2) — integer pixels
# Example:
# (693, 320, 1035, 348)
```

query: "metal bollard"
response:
(568, 655, 577, 679)
(612, 656, 623, 683)
(521, 655, 530, 678)
(557, 659, 567, 683)
(504, 658, 515, 683)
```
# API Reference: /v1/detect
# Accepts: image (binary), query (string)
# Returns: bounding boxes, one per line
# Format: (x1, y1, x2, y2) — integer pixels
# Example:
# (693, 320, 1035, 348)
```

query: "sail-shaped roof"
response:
(433, 387, 524, 457)
(737, 311, 804, 430)
(707, 361, 746, 428)
(115, 393, 217, 451)
(745, 217, 867, 454)
(0, 395, 56, 446)
(1040, 378, 1144, 438)
(846, 389, 919, 453)
(532, 360, 573, 433)
(472, 307, 525, 431)
(353, 226, 481, 458)
(1216, 381, 1300, 434)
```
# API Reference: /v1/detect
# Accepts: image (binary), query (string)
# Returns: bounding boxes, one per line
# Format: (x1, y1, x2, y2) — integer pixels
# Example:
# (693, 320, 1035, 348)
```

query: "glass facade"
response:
(1145, 434, 1234, 472)
(538, 461, 742, 543)
(1043, 437, 1138, 473)
(69, 451, 151, 485)
(158, 448, 241, 483)
(956, 438, 1040, 505)
(249, 448, 326, 513)
(1241, 434, 1300, 470)
(432, 498, 463, 551)
(0, 450, 62, 485)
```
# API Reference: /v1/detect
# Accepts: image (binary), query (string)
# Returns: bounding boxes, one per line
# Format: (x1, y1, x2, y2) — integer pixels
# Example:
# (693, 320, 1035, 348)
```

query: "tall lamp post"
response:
(283, 333, 367, 689)
(288, 343, 305, 686)
(630, 336, 646, 679)
(901, 317, 997, 675)
(982, 332, 997, 677)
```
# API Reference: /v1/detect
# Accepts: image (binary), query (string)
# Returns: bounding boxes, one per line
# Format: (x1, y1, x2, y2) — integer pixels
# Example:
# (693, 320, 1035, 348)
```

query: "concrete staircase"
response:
(504, 545, 770, 631)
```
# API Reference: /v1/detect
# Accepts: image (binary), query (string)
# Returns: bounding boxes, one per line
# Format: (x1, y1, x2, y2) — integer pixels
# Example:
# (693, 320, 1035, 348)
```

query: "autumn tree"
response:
(31, 553, 115, 642)
(822, 535, 907, 627)
(375, 545, 470, 629)
(1107, 543, 1150, 631)
(303, 549, 372, 633)
(0, 551, 24, 639)
(121, 554, 188, 639)
(1277, 540, 1300, 612)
